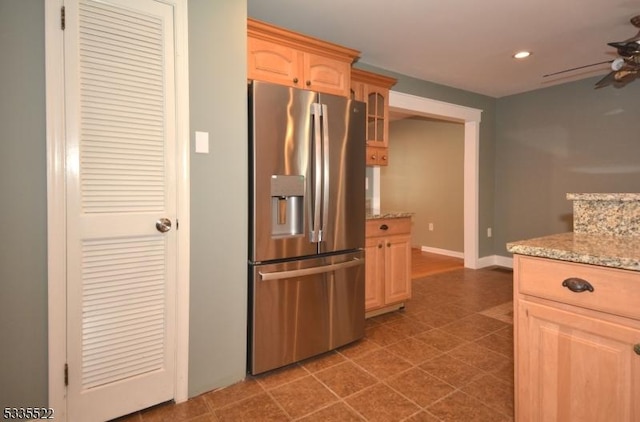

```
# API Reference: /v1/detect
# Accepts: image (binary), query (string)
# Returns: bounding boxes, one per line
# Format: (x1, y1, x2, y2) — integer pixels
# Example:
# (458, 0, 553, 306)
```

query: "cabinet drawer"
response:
(516, 255, 640, 320)
(366, 217, 411, 237)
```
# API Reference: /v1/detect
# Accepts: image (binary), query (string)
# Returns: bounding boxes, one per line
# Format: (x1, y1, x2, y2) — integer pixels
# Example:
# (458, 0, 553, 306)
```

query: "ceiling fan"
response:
(544, 15, 640, 89)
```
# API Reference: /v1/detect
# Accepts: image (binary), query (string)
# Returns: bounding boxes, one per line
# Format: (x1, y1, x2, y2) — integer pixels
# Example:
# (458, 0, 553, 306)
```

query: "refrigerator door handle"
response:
(320, 103, 330, 242)
(310, 102, 323, 243)
(259, 257, 363, 281)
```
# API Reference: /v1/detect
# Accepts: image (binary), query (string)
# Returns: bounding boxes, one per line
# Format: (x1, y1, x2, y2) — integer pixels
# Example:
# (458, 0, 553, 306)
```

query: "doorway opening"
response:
(388, 91, 481, 269)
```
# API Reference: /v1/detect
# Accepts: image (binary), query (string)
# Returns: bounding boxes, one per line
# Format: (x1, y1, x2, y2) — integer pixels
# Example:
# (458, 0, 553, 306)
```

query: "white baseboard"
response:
(477, 255, 513, 269)
(420, 246, 464, 259)
(419, 246, 513, 269)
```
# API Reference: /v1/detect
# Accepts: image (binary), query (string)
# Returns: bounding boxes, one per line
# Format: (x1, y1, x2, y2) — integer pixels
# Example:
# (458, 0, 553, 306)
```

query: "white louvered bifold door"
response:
(64, 1, 177, 420)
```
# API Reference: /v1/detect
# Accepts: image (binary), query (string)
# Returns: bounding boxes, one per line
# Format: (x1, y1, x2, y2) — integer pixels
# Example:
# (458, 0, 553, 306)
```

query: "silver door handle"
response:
(310, 102, 323, 243)
(259, 258, 363, 281)
(320, 103, 329, 242)
(156, 218, 172, 233)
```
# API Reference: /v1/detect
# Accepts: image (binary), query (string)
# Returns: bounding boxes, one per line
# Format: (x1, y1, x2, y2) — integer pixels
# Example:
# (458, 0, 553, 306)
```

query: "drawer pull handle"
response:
(562, 277, 594, 293)
(380, 224, 389, 230)
(634, 344, 640, 356)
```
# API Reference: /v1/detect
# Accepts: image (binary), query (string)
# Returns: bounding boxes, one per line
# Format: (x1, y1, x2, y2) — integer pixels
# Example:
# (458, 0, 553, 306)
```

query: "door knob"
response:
(156, 218, 172, 233)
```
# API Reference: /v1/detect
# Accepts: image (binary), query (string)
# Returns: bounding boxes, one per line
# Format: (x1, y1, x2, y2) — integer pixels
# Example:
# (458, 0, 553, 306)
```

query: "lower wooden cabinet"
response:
(365, 217, 411, 316)
(514, 255, 640, 421)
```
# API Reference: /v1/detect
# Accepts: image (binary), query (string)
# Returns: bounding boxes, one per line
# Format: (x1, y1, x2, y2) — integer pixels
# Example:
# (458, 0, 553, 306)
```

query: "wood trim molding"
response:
(247, 17, 360, 63)
(351, 68, 397, 88)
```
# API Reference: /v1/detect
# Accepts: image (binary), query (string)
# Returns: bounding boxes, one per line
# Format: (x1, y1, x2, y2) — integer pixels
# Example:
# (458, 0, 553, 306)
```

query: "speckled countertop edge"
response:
(567, 193, 640, 201)
(507, 232, 640, 272)
(366, 211, 414, 220)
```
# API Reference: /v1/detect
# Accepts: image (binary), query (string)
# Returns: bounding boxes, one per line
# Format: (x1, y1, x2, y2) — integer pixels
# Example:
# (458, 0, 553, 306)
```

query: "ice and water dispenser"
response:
(270, 175, 304, 237)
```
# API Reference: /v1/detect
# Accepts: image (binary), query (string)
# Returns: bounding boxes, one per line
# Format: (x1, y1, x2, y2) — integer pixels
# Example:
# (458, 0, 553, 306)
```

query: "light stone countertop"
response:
(567, 193, 640, 201)
(365, 211, 413, 220)
(507, 232, 640, 272)
(569, 193, 640, 236)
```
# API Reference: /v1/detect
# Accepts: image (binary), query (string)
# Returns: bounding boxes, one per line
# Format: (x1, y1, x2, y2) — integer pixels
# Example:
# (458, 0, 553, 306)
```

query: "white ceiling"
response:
(247, 0, 640, 98)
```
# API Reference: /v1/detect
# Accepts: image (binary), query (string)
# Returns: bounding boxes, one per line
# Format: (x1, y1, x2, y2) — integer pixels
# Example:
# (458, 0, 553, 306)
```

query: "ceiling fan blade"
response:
(543, 60, 612, 78)
(607, 41, 640, 57)
(595, 15, 640, 89)
(596, 72, 616, 88)
(595, 71, 618, 88)
(595, 69, 638, 88)
(616, 69, 639, 84)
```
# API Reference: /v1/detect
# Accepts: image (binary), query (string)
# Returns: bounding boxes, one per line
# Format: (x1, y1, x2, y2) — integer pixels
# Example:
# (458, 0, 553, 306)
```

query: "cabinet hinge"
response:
(61, 6, 66, 30)
(176, 219, 179, 230)
(64, 363, 68, 386)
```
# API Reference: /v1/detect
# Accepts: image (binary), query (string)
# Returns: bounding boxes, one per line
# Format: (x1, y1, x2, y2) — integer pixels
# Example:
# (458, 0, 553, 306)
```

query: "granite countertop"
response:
(507, 232, 640, 272)
(567, 193, 640, 201)
(366, 211, 413, 220)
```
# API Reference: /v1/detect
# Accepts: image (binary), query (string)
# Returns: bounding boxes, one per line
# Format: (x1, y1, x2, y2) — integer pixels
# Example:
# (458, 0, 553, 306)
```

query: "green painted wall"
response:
(382, 118, 465, 252)
(0, 0, 48, 408)
(495, 76, 640, 254)
(187, 0, 248, 396)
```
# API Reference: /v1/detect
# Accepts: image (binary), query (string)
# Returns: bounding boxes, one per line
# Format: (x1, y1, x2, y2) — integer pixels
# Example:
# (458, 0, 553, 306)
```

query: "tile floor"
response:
(116, 265, 515, 422)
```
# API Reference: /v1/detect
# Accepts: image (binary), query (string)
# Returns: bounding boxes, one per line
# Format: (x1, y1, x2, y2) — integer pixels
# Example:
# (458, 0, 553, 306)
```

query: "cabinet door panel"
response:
(384, 234, 412, 304)
(304, 53, 350, 97)
(517, 300, 640, 422)
(364, 237, 385, 310)
(364, 87, 389, 147)
(247, 37, 302, 88)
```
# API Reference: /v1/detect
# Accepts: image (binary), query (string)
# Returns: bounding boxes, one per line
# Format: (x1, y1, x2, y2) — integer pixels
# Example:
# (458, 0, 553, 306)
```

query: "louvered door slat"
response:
(78, 0, 165, 214)
(81, 68, 164, 93)
(83, 81, 164, 103)
(81, 236, 165, 389)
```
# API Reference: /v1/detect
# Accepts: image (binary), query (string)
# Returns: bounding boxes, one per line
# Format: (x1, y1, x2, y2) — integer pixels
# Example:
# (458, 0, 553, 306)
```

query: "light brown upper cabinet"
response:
(351, 69, 397, 166)
(247, 18, 359, 97)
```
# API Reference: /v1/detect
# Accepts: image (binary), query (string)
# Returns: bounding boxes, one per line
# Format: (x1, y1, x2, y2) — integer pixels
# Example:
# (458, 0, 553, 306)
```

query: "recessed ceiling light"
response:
(513, 51, 532, 59)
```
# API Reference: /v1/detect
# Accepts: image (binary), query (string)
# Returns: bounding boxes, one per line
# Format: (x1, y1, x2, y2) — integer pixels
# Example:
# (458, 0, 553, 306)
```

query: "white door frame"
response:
(45, 1, 191, 419)
(389, 91, 482, 269)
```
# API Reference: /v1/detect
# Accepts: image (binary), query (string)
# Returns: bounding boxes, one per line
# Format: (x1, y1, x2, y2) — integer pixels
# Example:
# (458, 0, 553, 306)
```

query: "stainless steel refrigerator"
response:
(248, 80, 366, 375)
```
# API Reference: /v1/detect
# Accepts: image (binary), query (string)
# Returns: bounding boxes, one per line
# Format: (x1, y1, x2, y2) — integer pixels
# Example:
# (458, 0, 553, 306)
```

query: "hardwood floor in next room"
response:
(115, 250, 515, 422)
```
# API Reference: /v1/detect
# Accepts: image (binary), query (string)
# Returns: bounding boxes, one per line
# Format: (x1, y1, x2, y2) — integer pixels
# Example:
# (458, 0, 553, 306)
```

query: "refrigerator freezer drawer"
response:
(249, 251, 365, 375)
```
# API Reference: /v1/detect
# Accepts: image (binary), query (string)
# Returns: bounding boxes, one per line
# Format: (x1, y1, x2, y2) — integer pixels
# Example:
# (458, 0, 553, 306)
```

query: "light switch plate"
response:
(195, 131, 209, 154)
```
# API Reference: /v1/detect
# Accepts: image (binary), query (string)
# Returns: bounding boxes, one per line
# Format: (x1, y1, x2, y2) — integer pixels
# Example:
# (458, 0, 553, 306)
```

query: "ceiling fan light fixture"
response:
(513, 51, 531, 59)
(594, 14, 640, 89)
(611, 57, 625, 71)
